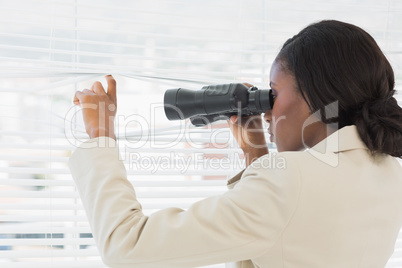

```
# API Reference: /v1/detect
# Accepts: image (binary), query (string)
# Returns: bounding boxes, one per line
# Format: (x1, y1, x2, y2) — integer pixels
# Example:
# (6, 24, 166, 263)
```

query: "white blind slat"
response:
(0, 248, 99, 258)
(0, 238, 95, 247)
(0, 178, 227, 187)
(0, 226, 91, 234)
(0, 189, 225, 199)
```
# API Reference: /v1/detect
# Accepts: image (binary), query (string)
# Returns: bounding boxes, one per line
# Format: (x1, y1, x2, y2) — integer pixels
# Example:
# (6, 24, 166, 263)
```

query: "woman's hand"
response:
(228, 83, 268, 166)
(73, 75, 117, 140)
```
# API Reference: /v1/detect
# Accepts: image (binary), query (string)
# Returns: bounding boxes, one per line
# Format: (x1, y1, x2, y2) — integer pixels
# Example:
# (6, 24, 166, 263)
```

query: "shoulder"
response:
(233, 148, 342, 197)
(224, 152, 304, 242)
(229, 151, 304, 212)
(244, 150, 305, 184)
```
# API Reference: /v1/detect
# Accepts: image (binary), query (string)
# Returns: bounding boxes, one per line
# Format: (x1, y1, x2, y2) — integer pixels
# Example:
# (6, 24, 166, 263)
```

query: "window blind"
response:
(0, 0, 401, 267)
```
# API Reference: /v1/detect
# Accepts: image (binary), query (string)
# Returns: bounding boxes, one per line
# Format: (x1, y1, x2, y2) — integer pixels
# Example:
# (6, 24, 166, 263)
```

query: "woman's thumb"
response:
(230, 115, 238, 124)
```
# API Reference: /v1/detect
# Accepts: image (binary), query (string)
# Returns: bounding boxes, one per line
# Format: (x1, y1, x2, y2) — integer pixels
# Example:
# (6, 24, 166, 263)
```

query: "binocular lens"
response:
(164, 83, 274, 126)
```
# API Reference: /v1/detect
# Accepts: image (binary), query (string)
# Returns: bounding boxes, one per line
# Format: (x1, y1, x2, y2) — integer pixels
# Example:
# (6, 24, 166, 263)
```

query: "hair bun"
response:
(354, 94, 402, 157)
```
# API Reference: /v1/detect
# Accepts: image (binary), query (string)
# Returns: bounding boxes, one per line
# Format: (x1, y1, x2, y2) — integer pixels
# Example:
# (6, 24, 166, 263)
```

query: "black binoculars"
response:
(164, 83, 274, 127)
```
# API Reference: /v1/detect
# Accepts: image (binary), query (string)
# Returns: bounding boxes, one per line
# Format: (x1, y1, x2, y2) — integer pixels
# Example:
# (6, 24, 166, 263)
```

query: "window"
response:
(0, 0, 401, 267)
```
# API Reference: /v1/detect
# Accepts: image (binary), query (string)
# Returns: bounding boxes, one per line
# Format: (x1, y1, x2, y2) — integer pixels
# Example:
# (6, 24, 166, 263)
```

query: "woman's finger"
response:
(243, 82, 254, 88)
(73, 89, 94, 106)
(91, 81, 107, 95)
(105, 75, 117, 102)
(230, 115, 238, 124)
(82, 89, 94, 95)
(73, 91, 86, 106)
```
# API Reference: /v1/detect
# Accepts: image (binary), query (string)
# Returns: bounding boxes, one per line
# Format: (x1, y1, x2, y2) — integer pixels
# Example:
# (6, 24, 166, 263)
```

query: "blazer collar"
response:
(227, 126, 368, 186)
(310, 125, 367, 154)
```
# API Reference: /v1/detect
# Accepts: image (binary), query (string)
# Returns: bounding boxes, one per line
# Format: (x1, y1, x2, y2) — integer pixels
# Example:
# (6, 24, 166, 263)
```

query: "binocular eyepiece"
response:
(164, 83, 274, 127)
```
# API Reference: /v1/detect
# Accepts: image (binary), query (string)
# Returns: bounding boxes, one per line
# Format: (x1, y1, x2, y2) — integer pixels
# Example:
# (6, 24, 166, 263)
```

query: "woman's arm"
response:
(69, 139, 300, 267)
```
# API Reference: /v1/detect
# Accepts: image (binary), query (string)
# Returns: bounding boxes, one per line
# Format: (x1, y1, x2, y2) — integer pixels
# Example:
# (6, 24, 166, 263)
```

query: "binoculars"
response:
(164, 83, 274, 126)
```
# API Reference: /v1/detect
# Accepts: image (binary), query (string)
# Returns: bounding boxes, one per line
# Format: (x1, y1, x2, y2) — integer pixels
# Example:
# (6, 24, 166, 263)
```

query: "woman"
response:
(70, 20, 402, 267)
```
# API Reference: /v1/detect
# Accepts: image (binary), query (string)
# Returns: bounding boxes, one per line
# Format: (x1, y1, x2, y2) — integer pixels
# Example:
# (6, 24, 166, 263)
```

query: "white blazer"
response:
(69, 126, 402, 267)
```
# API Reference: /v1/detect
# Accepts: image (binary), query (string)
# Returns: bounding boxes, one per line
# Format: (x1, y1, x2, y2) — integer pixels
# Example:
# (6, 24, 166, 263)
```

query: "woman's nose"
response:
(263, 110, 272, 123)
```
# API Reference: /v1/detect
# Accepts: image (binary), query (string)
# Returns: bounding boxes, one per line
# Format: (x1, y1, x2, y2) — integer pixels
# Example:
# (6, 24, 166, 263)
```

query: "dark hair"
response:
(276, 20, 402, 158)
